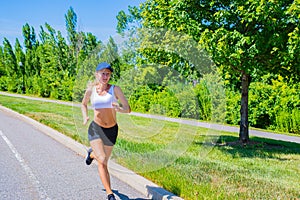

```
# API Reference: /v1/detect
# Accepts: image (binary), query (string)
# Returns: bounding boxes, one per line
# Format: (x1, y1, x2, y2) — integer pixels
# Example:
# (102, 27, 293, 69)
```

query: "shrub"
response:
(248, 75, 300, 134)
(150, 88, 181, 117)
(275, 109, 300, 134)
(129, 85, 156, 113)
(225, 88, 240, 125)
(194, 81, 211, 121)
(176, 87, 199, 119)
(0, 76, 8, 91)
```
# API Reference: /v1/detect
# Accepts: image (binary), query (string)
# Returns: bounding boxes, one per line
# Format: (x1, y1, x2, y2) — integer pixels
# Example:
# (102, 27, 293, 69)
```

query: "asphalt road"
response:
(0, 110, 148, 200)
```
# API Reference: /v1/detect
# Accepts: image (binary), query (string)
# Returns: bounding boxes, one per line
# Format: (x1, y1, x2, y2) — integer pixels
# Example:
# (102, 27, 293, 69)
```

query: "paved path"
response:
(131, 113, 300, 144)
(0, 108, 149, 200)
(1, 91, 299, 144)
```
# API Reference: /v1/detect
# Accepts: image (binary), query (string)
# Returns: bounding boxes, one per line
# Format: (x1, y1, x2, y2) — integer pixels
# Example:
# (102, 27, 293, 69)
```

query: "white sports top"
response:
(90, 85, 117, 109)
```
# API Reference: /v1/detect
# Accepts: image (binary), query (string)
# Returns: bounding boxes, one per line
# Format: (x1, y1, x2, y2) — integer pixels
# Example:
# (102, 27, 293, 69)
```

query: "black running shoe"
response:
(85, 148, 94, 165)
(107, 194, 116, 200)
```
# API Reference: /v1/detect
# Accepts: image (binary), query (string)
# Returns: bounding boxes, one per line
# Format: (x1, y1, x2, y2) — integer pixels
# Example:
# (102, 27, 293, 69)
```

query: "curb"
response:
(0, 105, 183, 200)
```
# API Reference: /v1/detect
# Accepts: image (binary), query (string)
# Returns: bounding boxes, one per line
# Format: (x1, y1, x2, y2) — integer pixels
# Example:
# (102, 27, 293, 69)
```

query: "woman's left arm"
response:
(113, 86, 131, 113)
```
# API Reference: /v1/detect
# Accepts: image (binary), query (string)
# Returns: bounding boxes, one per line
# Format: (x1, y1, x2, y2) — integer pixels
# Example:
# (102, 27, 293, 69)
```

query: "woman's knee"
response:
(94, 154, 108, 165)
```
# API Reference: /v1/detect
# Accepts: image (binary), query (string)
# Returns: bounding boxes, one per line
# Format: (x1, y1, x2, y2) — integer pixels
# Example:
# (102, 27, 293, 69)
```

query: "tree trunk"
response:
(239, 72, 250, 143)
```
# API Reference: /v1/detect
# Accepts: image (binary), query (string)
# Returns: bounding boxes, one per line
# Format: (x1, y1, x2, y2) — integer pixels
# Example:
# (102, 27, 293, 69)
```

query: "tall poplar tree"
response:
(3, 38, 18, 91)
(14, 38, 26, 93)
(22, 23, 40, 76)
(65, 7, 79, 77)
(3, 38, 17, 77)
(0, 46, 5, 77)
(101, 36, 121, 80)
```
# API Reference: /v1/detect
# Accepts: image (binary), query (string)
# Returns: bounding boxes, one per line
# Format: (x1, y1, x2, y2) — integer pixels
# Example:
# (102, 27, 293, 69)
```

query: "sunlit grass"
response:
(1, 94, 300, 200)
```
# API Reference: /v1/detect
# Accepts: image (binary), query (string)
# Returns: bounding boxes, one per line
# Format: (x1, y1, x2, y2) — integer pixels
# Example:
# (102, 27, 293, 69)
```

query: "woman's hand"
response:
(113, 86, 131, 113)
(83, 116, 89, 125)
(112, 102, 121, 112)
(81, 85, 92, 125)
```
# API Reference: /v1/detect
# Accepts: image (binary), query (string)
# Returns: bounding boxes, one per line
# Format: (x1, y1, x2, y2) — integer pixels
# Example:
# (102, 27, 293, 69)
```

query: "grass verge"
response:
(0, 94, 299, 200)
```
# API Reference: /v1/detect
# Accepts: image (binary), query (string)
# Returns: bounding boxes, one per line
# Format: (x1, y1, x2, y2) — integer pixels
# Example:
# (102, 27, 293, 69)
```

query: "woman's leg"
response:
(90, 139, 114, 195)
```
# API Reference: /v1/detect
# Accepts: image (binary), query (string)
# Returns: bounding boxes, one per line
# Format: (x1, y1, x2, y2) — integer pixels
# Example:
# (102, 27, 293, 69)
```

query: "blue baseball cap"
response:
(96, 62, 113, 72)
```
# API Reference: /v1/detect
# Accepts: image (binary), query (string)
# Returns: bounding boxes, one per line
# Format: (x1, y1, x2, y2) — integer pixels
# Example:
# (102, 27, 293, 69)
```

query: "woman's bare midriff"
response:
(93, 108, 117, 128)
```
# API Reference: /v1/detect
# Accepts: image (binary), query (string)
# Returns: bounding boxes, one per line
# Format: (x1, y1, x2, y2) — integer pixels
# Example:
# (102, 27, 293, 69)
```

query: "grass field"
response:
(0, 94, 299, 200)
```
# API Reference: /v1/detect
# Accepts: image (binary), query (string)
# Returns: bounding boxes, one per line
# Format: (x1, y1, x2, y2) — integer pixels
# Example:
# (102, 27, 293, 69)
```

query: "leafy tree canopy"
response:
(117, 0, 300, 143)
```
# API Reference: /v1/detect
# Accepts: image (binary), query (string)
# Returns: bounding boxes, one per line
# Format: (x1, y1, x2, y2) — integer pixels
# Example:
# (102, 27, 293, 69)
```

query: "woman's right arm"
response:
(81, 86, 92, 125)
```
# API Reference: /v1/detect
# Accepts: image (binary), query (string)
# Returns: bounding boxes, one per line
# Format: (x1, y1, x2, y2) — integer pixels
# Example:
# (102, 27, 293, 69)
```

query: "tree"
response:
(22, 23, 40, 77)
(14, 38, 26, 93)
(3, 38, 18, 91)
(0, 46, 5, 76)
(3, 38, 17, 77)
(22, 23, 37, 50)
(117, 0, 300, 143)
(77, 32, 101, 70)
(65, 7, 80, 78)
(65, 7, 78, 53)
(101, 36, 121, 81)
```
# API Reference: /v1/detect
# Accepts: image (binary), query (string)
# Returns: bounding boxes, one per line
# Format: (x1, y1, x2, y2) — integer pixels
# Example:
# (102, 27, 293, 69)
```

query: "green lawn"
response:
(0, 94, 299, 200)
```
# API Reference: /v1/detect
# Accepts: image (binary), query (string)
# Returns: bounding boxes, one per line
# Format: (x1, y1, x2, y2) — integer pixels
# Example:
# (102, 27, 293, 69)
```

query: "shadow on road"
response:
(113, 190, 152, 200)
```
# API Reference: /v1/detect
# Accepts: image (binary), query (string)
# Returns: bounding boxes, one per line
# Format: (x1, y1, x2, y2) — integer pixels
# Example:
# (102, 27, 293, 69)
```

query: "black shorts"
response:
(88, 121, 118, 146)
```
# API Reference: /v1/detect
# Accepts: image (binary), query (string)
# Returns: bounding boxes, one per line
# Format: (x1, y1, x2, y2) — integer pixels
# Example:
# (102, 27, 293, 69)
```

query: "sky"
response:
(0, 0, 144, 46)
